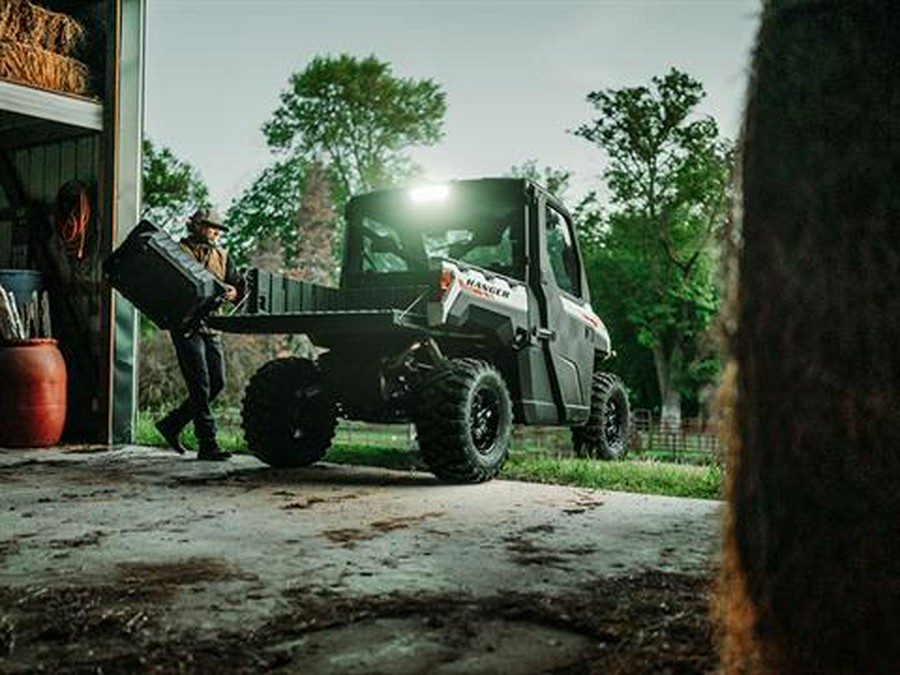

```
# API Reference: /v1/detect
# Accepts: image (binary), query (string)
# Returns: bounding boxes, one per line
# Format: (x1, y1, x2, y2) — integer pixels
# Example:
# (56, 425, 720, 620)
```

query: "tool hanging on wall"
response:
(55, 179, 90, 260)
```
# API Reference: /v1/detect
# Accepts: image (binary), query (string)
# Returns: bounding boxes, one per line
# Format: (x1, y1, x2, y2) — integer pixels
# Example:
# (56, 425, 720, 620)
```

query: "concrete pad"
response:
(0, 446, 723, 672)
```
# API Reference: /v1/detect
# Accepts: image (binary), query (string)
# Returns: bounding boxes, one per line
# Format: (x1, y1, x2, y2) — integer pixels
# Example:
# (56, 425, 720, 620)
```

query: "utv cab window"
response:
(423, 224, 512, 272)
(361, 217, 410, 273)
(546, 206, 581, 297)
(351, 184, 522, 279)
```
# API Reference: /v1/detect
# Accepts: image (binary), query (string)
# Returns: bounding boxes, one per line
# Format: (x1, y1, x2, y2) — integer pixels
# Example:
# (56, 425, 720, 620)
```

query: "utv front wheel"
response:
(414, 359, 512, 483)
(242, 357, 336, 467)
(572, 372, 631, 460)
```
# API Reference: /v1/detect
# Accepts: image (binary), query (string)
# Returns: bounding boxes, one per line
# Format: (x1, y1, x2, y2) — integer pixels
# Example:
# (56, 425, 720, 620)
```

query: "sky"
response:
(144, 0, 761, 211)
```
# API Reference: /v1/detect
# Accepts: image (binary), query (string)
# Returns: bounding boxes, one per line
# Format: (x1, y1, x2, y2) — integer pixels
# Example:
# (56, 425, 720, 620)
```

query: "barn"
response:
(0, 0, 144, 444)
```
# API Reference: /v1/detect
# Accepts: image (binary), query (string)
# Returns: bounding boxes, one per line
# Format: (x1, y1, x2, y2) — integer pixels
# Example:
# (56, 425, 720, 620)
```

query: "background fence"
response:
(629, 409, 723, 465)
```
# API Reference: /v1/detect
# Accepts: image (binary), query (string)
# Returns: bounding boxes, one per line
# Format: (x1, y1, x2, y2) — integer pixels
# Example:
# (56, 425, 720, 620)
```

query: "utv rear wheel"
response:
(414, 359, 512, 483)
(572, 372, 630, 460)
(242, 357, 336, 467)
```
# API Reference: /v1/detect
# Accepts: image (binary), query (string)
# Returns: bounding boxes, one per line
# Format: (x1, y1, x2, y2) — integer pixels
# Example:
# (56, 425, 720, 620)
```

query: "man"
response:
(155, 209, 242, 461)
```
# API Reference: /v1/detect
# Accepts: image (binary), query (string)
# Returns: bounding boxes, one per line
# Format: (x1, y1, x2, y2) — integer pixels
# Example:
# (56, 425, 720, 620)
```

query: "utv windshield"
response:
(345, 181, 525, 281)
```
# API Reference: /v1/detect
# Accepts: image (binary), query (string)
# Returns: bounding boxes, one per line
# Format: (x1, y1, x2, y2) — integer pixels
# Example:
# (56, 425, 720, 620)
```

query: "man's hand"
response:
(223, 284, 238, 302)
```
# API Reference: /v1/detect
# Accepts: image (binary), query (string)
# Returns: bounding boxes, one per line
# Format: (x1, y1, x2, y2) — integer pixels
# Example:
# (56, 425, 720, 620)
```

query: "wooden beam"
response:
(0, 79, 103, 132)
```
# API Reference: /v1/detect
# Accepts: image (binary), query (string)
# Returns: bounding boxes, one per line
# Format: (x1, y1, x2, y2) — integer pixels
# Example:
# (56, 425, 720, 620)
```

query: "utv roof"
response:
(354, 176, 532, 198)
(347, 177, 551, 202)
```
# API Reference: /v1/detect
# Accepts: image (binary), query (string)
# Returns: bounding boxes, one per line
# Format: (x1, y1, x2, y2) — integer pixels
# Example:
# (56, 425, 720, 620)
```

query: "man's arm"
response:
(223, 252, 244, 302)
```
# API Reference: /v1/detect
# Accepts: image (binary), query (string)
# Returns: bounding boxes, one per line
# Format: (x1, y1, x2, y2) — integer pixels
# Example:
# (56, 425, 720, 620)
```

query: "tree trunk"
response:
(651, 344, 682, 430)
(660, 388, 681, 431)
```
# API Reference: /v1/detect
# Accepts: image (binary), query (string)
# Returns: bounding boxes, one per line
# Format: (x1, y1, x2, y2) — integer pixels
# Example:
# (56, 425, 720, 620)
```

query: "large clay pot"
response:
(0, 339, 67, 448)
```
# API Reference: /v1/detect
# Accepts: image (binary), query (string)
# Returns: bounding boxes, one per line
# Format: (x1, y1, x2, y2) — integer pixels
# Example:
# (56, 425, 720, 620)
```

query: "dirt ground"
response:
(0, 446, 722, 674)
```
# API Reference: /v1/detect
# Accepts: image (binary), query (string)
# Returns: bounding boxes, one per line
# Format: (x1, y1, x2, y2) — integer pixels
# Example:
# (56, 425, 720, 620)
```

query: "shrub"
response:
(138, 327, 283, 411)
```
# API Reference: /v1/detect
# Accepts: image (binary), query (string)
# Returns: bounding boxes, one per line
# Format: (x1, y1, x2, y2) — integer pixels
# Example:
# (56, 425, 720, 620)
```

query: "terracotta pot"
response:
(0, 338, 67, 448)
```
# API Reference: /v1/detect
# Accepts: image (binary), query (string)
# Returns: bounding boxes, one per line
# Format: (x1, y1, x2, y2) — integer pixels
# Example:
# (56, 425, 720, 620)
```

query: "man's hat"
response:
(189, 208, 229, 232)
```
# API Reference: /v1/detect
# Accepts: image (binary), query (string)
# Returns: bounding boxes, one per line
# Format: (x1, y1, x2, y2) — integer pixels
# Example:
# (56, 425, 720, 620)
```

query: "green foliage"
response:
(263, 53, 447, 197)
(225, 155, 342, 276)
(575, 69, 732, 418)
(138, 332, 281, 411)
(507, 160, 572, 200)
(225, 156, 310, 268)
(228, 54, 447, 271)
(141, 138, 211, 233)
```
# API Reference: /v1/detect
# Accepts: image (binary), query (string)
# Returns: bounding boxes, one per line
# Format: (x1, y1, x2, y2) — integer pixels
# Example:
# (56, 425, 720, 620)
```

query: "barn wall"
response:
(3, 135, 106, 440)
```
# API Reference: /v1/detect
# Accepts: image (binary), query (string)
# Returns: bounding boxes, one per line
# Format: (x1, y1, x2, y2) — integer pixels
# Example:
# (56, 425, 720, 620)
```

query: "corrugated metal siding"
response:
(11, 136, 97, 201)
(11, 136, 102, 337)
(9, 135, 105, 441)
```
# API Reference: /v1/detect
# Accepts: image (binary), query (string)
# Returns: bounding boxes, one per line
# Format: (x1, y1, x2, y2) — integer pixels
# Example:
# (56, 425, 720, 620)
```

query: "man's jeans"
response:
(160, 331, 225, 451)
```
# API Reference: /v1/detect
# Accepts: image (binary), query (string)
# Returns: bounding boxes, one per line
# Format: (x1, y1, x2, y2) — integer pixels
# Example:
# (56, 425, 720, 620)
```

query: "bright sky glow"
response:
(144, 0, 761, 210)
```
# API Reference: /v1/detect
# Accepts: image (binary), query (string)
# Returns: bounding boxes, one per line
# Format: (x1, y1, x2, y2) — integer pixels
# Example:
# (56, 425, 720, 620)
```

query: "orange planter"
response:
(0, 339, 67, 448)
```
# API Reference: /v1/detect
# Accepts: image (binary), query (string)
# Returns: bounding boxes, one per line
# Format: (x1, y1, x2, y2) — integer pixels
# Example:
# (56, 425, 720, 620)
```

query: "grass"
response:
(501, 454, 722, 500)
(324, 444, 425, 471)
(324, 445, 722, 499)
(135, 410, 722, 500)
(135, 410, 246, 454)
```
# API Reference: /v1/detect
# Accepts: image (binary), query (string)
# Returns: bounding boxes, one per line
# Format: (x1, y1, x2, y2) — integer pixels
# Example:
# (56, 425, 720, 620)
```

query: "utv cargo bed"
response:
(207, 269, 436, 345)
(207, 308, 426, 339)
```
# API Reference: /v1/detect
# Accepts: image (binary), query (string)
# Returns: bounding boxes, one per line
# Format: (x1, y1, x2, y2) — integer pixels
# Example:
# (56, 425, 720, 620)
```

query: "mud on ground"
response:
(0, 447, 722, 674)
(1, 568, 715, 674)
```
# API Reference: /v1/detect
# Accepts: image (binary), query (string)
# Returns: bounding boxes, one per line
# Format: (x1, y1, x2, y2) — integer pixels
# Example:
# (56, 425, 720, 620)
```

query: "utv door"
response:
(530, 194, 594, 424)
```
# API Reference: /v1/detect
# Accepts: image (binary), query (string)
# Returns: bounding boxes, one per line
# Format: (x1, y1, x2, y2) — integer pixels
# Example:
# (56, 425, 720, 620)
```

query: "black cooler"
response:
(104, 220, 227, 331)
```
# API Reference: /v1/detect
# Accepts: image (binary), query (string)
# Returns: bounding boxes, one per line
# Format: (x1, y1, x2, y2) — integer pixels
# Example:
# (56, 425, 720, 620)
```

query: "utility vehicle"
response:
(209, 178, 630, 482)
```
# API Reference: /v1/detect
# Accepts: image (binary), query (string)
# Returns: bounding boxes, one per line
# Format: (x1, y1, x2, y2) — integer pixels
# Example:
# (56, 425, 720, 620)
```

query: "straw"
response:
(0, 0, 84, 56)
(0, 40, 89, 95)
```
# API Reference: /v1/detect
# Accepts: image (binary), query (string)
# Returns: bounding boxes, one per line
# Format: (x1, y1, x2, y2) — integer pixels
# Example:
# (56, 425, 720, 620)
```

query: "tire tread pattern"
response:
(242, 357, 336, 467)
(572, 371, 630, 460)
(414, 358, 512, 483)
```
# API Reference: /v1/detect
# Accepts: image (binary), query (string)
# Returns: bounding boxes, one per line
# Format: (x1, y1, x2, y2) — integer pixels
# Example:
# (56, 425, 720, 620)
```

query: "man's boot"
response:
(155, 417, 186, 454)
(197, 444, 231, 461)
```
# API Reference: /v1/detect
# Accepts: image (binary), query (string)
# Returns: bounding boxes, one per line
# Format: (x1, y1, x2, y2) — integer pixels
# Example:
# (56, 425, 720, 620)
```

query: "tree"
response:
(507, 160, 572, 200)
(507, 159, 607, 249)
(141, 138, 210, 233)
(575, 69, 732, 427)
(290, 160, 336, 285)
(262, 54, 446, 197)
(229, 54, 447, 275)
(225, 157, 309, 268)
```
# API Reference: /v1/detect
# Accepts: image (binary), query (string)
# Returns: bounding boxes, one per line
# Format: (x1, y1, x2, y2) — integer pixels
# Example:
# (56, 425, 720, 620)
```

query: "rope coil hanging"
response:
(55, 180, 90, 260)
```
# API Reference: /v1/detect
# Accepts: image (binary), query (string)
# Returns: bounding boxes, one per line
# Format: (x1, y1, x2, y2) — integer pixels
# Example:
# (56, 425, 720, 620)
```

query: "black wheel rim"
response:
(604, 394, 624, 448)
(289, 385, 323, 442)
(470, 386, 501, 454)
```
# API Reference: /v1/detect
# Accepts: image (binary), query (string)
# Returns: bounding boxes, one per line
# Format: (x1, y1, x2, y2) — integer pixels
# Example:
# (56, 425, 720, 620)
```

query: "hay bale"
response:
(0, 0, 89, 96)
(719, 1, 900, 673)
(0, 0, 84, 57)
(0, 41, 88, 95)
(0, 0, 20, 43)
